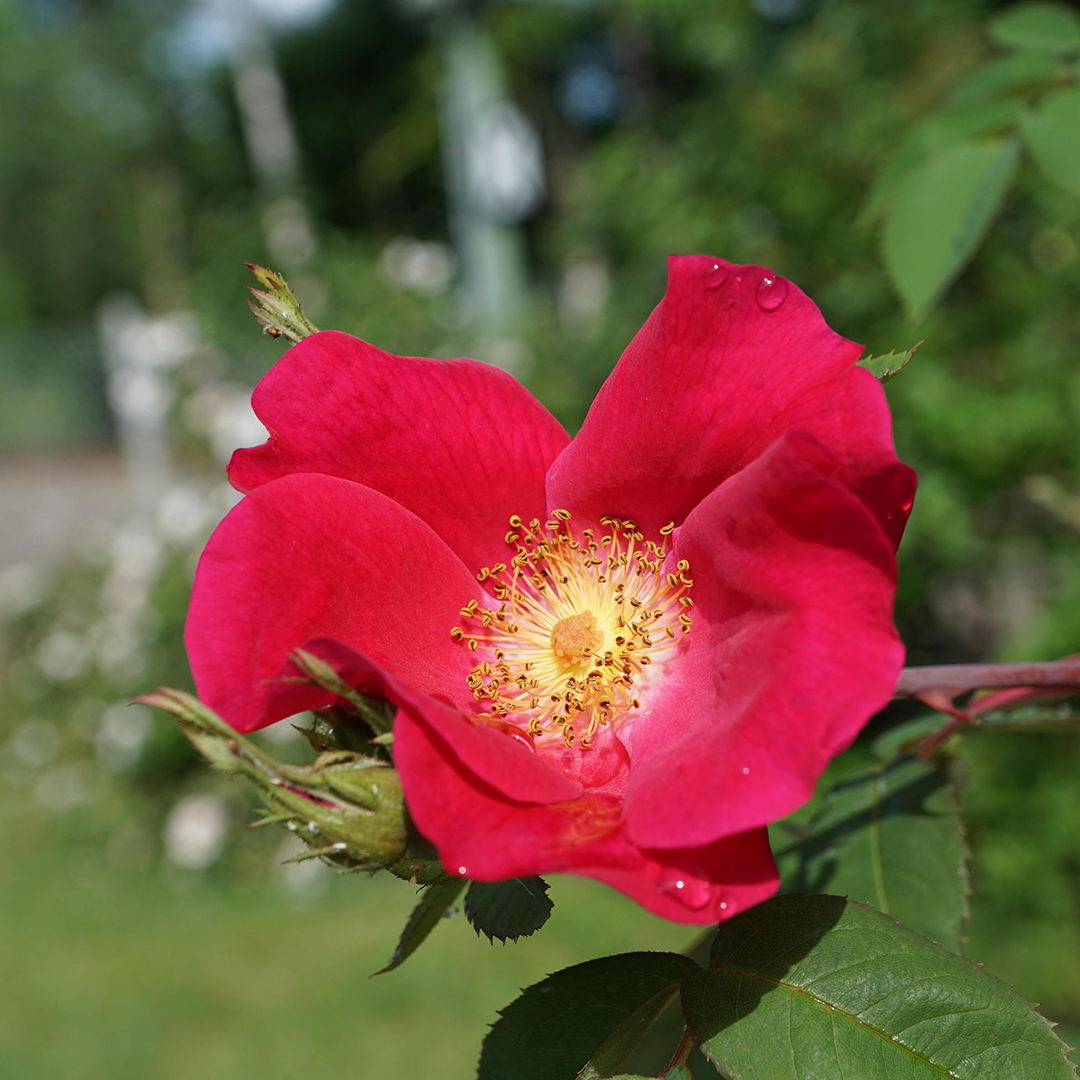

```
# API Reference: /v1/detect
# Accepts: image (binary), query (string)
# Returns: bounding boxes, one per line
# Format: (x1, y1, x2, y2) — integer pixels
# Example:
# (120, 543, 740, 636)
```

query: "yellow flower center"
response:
(550, 612, 603, 666)
(451, 511, 693, 749)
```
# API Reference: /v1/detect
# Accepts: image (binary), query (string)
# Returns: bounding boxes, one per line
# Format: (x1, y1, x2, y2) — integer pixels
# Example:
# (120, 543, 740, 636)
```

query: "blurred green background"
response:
(2, 0, 1079, 1076)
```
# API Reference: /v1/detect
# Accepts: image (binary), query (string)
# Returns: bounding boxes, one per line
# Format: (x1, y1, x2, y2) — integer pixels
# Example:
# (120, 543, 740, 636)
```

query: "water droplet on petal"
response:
(457, 865, 467, 875)
(658, 868, 711, 910)
(490, 719, 536, 754)
(755, 274, 789, 312)
(741, 766, 750, 776)
(716, 896, 737, 917)
(704, 263, 728, 291)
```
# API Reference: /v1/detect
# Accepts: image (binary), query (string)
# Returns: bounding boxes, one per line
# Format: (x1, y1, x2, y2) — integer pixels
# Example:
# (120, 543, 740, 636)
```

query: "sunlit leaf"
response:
(989, 2, 1080, 56)
(771, 747, 968, 950)
(858, 339, 923, 384)
(860, 98, 1023, 225)
(682, 894, 1077, 1080)
(1021, 88, 1080, 197)
(883, 136, 1020, 319)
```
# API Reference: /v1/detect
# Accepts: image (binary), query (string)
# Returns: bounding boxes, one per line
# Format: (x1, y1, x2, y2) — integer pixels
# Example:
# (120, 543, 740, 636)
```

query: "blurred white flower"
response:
(95, 704, 151, 771)
(0, 562, 48, 617)
(95, 628, 145, 682)
(261, 715, 305, 745)
(381, 237, 455, 294)
(35, 631, 90, 682)
(9, 719, 61, 770)
(158, 484, 213, 545)
(164, 792, 230, 870)
(273, 835, 330, 898)
(34, 763, 89, 812)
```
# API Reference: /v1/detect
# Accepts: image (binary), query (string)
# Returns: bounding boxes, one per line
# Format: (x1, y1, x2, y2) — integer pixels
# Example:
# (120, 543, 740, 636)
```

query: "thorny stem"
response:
(894, 658, 1080, 758)
(896, 658, 1080, 698)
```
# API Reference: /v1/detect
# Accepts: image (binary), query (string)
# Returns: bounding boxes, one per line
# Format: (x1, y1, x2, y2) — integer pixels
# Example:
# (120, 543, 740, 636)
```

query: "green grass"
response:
(0, 816, 692, 1079)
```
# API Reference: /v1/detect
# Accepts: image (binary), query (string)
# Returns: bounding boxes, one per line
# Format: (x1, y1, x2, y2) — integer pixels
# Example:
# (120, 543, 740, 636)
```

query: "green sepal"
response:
(376, 879, 467, 975)
(858, 339, 924, 384)
(245, 262, 318, 344)
(138, 687, 408, 868)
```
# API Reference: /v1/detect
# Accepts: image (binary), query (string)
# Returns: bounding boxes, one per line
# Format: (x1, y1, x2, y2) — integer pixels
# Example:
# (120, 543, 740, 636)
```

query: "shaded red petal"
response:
(184, 473, 484, 732)
(229, 331, 570, 573)
(622, 433, 905, 849)
(585, 830, 780, 924)
(546, 255, 915, 546)
(273, 638, 581, 805)
(395, 708, 778, 924)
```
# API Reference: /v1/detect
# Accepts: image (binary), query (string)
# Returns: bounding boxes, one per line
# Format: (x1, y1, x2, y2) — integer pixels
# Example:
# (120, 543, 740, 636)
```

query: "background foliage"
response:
(2, 0, 1080, 1075)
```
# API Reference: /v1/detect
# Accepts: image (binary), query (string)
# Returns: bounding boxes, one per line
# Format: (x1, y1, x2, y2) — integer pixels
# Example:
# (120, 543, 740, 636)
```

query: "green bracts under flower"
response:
(138, 686, 447, 883)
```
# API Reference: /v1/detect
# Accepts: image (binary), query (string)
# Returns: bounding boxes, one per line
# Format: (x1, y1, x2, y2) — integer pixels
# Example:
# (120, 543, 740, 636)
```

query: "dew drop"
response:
(704, 263, 728, 291)
(457, 865, 467, 876)
(658, 868, 711, 910)
(716, 896, 737, 917)
(491, 719, 537, 754)
(741, 766, 750, 776)
(755, 274, 789, 312)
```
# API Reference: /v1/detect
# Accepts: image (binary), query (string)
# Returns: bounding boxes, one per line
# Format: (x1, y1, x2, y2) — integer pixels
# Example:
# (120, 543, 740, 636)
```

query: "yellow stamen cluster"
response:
(450, 511, 694, 748)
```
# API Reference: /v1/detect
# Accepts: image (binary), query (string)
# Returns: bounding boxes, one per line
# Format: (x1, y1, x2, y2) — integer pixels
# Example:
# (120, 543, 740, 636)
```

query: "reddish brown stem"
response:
(896, 658, 1080, 698)
(662, 1025, 695, 1076)
(894, 657, 1080, 759)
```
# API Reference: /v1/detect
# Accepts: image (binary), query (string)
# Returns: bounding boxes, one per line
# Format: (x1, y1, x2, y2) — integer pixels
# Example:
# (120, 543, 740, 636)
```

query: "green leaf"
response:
(989, 2, 1080, 56)
(479, 952, 699, 1080)
(970, 702, 1080, 733)
(375, 879, 465, 975)
(950, 53, 1065, 106)
(883, 136, 1020, 320)
(858, 339, 923, 384)
(609, 1070, 691, 1080)
(772, 747, 968, 950)
(464, 877, 553, 943)
(682, 894, 1078, 1080)
(860, 97, 1023, 226)
(1021, 88, 1080, 197)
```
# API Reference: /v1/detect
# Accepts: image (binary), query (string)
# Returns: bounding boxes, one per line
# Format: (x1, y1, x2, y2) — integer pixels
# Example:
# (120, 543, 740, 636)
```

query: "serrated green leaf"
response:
(989, 2, 1080, 56)
(858, 339, 923, 384)
(772, 748, 968, 950)
(970, 702, 1080, 733)
(609, 1070, 690, 1080)
(464, 877, 553, 943)
(479, 952, 700, 1080)
(883, 136, 1020, 320)
(682, 894, 1077, 1080)
(860, 97, 1023, 226)
(375, 879, 465, 975)
(950, 53, 1065, 106)
(1021, 87, 1080, 197)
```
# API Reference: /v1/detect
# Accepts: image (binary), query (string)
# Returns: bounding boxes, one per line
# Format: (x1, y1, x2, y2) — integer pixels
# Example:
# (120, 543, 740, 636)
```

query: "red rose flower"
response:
(185, 255, 915, 924)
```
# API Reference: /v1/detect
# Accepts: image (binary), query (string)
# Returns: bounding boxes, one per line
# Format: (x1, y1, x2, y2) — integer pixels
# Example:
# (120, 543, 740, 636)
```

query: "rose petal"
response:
(185, 473, 484, 732)
(395, 705, 777, 924)
(229, 330, 570, 573)
(622, 433, 905, 849)
(274, 638, 581, 805)
(546, 255, 914, 545)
